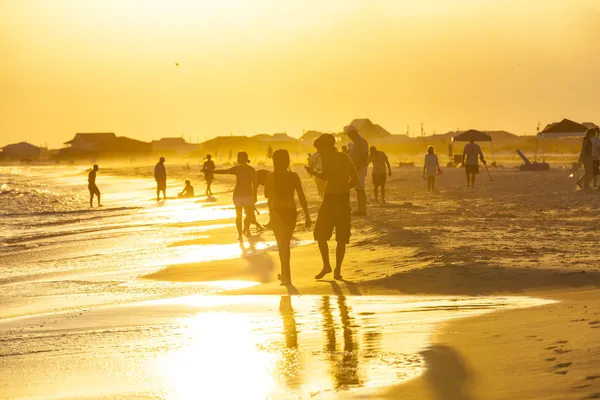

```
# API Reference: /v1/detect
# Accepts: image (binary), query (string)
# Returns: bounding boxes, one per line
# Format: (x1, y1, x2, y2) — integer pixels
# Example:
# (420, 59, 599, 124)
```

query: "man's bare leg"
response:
(374, 186, 379, 203)
(90, 194, 93, 207)
(97, 194, 101, 207)
(334, 242, 346, 280)
(315, 240, 332, 279)
(381, 184, 386, 203)
(470, 174, 476, 188)
(235, 207, 243, 241)
(466, 173, 471, 188)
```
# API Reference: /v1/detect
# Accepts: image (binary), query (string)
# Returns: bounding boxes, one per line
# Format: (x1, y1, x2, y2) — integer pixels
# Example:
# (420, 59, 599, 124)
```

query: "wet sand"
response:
(3, 164, 600, 399)
(146, 165, 600, 399)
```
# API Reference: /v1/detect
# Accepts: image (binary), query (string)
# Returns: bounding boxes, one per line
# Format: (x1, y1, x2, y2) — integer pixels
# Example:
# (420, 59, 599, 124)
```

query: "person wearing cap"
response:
(345, 125, 369, 216)
(88, 164, 101, 207)
(213, 151, 258, 242)
(306, 133, 359, 280)
(462, 137, 486, 188)
(154, 157, 167, 201)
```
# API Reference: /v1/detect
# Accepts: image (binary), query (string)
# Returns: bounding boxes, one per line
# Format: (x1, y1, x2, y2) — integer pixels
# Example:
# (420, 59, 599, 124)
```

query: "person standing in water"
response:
(213, 151, 258, 242)
(306, 134, 359, 280)
(367, 146, 392, 203)
(462, 137, 486, 188)
(345, 126, 369, 216)
(265, 149, 311, 285)
(154, 157, 167, 201)
(424, 145, 442, 192)
(202, 154, 215, 196)
(88, 164, 101, 207)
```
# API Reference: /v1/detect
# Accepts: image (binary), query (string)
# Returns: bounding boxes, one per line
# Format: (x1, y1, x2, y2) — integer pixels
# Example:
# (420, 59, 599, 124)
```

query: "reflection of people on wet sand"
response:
(88, 164, 101, 207)
(154, 157, 167, 201)
(462, 137, 485, 189)
(202, 154, 215, 196)
(306, 134, 359, 280)
(213, 151, 257, 242)
(278, 296, 301, 389)
(265, 150, 311, 285)
(319, 296, 361, 390)
(178, 180, 194, 198)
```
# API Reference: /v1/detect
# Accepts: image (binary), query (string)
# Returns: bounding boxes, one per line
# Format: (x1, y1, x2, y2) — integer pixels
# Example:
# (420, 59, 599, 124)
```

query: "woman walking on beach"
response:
(213, 151, 258, 242)
(265, 149, 311, 285)
(424, 145, 442, 192)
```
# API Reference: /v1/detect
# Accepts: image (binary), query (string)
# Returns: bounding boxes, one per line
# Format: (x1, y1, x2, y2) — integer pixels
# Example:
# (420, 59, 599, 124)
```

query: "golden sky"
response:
(1, 0, 599, 147)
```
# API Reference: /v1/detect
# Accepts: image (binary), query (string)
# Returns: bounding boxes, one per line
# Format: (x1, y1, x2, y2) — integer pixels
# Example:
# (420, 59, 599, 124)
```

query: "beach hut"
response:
(535, 119, 594, 161)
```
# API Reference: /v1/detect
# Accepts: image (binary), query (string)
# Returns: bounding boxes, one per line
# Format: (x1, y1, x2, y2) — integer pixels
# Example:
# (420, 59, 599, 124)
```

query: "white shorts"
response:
(356, 166, 367, 190)
(233, 195, 254, 208)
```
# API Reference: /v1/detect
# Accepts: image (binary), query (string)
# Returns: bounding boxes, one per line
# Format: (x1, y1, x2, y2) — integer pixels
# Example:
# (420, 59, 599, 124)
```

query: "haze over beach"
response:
(2, 0, 600, 146)
(3, 1, 600, 400)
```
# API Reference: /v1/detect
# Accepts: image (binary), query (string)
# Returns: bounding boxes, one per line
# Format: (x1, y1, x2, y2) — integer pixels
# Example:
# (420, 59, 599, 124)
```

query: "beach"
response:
(2, 162, 600, 399)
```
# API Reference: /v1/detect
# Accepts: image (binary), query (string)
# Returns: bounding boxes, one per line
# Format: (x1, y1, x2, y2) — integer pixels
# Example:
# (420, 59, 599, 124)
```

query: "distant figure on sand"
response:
(577, 128, 598, 189)
(310, 148, 326, 198)
(154, 157, 167, 201)
(306, 134, 359, 280)
(462, 137, 486, 188)
(213, 151, 258, 241)
(265, 150, 311, 285)
(367, 146, 392, 203)
(88, 164, 101, 207)
(424, 146, 442, 192)
(178, 180, 194, 198)
(202, 154, 215, 196)
(267, 145, 273, 159)
(346, 126, 369, 216)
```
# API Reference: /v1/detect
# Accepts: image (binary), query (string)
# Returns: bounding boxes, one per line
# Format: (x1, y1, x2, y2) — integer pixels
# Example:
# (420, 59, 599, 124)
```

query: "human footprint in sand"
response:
(264, 149, 311, 285)
(306, 134, 359, 280)
(212, 151, 258, 242)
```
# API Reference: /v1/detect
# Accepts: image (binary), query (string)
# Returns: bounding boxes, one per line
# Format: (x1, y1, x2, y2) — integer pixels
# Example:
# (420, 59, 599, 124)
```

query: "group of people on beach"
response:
(86, 126, 493, 285)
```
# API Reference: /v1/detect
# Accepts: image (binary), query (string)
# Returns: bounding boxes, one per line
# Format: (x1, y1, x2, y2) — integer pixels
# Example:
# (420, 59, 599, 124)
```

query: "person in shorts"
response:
(213, 151, 257, 242)
(202, 154, 215, 196)
(367, 146, 392, 203)
(264, 149, 311, 285)
(462, 137, 486, 188)
(154, 157, 167, 201)
(424, 145, 442, 192)
(88, 164, 101, 207)
(306, 134, 359, 280)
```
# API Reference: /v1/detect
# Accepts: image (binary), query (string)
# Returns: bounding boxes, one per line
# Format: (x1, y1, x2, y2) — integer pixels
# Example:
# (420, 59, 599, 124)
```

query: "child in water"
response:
(178, 180, 194, 198)
(424, 146, 442, 192)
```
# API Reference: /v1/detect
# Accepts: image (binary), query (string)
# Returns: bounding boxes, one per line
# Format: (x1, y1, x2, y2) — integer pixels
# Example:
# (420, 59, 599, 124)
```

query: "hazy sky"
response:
(2, 0, 599, 147)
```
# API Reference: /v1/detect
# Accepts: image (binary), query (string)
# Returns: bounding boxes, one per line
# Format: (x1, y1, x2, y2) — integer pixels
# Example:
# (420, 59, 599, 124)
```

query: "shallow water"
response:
(0, 294, 553, 400)
(0, 166, 556, 399)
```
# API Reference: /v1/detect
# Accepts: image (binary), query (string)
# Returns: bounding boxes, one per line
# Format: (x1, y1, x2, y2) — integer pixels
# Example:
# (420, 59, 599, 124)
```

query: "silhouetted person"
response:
(154, 157, 167, 201)
(213, 151, 257, 242)
(310, 145, 326, 198)
(424, 145, 442, 192)
(267, 145, 273, 159)
(88, 164, 101, 207)
(345, 126, 369, 216)
(265, 150, 311, 285)
(178, 180, 194, 198)
(202, 154, 215, 196)
(577, 128, 597, 189)
(462, 137, 485, 188)
(306, 134, 359, 280)
(367, 146, 391, 203)
(592, 128, 600, 188)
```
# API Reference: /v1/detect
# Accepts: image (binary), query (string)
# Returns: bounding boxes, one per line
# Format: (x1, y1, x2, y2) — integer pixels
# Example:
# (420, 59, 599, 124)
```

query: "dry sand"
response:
(145, 164, 600, 399)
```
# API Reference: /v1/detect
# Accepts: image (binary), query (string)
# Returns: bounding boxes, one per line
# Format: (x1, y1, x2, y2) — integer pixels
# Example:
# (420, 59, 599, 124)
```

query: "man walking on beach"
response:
(154, 157, 167, 201)
(202, 154, 215, 196)
(367, 146, 392, 203)
(345, 126, 369, 216)
(88, 164, 101, 207)
(462, 137, 486, 188)
(306, 134, 359, 280)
